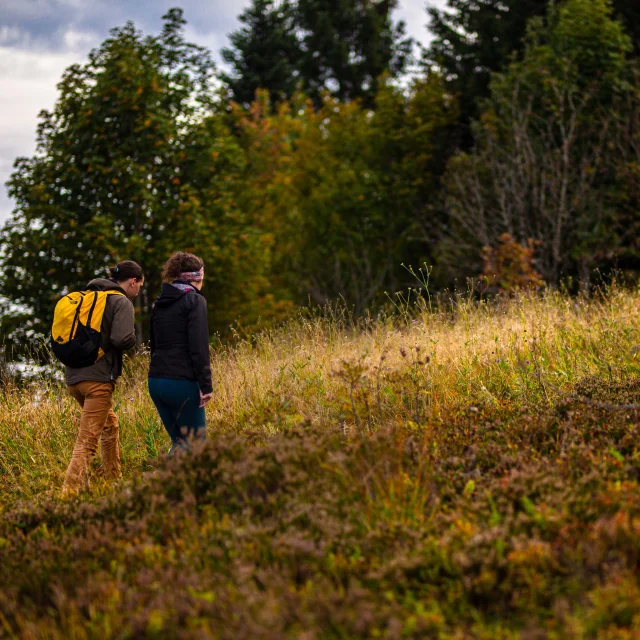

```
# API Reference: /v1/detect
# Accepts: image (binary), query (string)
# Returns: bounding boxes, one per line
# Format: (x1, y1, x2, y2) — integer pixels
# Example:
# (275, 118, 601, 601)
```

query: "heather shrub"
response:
(1, 397, 639, 638)
(0, 289, 639, 637)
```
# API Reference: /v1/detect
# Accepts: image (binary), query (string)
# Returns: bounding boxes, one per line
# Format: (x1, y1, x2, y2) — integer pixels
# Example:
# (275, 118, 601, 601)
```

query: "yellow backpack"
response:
(51, 290, 126, 368)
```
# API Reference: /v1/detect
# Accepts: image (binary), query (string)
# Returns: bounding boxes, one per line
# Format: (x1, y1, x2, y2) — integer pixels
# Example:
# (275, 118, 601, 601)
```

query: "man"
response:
(63, 260, 144, 494)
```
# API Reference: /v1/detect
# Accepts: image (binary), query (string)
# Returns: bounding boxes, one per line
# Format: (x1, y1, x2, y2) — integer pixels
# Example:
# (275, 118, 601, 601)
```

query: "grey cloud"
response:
(0, 0, 250, 54)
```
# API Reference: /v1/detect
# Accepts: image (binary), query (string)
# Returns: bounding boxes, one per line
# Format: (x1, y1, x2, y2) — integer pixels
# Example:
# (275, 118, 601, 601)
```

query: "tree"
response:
(1, 9, 270, 352)
(221, 0, 301, 107)
(439, 0, 636, 288)
(297, 0, 413, 106)
(223, 0, 413, 109)
(480, 234, 544, 293)
(622, 4, 640, 53)
(426, 0, 547, 143)
(426, 0, 640, 143)
(232, 76, 457, 312)
(610, 74, 640, 274)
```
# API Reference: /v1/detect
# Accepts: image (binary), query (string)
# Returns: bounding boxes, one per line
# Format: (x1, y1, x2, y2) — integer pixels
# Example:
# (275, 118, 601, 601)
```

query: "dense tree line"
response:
(1, 0, 638, 351)
(426, 0, 639, 142)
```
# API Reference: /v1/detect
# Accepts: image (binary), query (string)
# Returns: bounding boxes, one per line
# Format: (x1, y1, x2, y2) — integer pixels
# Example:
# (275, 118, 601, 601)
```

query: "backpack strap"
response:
(68, 292, 87, 342)
(85, 291, 101, 333)
(83, 290, 128, 333)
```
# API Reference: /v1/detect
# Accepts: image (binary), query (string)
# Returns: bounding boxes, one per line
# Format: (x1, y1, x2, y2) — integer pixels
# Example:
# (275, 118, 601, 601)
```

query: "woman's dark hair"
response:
(161, 252, 204, 283)
(109, 260, 144, 282)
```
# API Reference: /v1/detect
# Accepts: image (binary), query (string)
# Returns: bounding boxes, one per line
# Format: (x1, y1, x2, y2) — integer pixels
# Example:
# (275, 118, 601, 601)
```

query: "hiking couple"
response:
(59, 252, 212, 494)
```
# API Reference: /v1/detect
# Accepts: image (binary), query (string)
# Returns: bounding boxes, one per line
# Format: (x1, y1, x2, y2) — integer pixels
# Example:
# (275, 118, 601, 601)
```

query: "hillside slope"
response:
(0, 290, 639, 638)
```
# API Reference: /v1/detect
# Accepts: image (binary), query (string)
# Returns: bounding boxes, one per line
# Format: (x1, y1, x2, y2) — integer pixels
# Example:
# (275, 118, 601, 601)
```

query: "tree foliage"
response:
(222, 0, 412, 108)
(233, 76, 457, 312)
(427, 0, 548, 141)
(221, 0, 301, 107)
(2, 1, 640, 355)
(440, 0, 636, 287)
(426, 0, 640, 140)
(480, 234, 544, 293)
(296, 0, 412, 105)
(1, 9, 271, 350)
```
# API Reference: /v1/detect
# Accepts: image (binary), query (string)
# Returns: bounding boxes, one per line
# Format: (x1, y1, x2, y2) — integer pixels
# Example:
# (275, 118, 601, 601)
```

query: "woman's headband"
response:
(180, 266, 204, 282)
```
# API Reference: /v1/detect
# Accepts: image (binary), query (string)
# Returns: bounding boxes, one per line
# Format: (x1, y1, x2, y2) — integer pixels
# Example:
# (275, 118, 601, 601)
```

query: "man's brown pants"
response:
(63, 381, 121, 492)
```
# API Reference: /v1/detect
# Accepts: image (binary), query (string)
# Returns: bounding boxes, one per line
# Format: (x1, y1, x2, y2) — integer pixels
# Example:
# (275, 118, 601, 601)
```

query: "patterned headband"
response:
(180, 266, 204, 282)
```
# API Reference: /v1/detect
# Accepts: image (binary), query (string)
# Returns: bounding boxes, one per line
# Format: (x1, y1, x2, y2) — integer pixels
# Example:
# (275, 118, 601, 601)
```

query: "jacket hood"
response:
(154, 281, 200, 308)
(86, 278, 128, 295)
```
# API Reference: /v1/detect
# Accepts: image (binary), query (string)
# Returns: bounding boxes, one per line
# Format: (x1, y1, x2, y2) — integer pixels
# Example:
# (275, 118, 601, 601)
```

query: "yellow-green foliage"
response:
(0, 289, 639, 638)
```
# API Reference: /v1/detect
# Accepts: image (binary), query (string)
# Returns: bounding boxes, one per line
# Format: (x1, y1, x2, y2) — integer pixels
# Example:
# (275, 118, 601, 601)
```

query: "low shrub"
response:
(1, 290, 639, 637)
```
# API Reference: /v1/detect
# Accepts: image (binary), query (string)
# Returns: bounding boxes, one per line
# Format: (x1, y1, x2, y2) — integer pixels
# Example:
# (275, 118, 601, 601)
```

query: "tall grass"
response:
(1, 286, 638, 506)
(208, 287, 640, 429)
(1, 287, 639, 638)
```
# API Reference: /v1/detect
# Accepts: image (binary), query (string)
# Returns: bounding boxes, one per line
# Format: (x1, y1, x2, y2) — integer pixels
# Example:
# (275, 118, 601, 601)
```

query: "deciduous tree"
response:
(440, 0, 635, 288)
(427, 0, 639, 143)
(1, 9, 268, 351)
(234, 76, 457, 311)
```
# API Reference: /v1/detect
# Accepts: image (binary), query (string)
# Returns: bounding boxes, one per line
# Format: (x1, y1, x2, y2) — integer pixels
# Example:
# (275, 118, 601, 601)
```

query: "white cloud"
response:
(0, 45, 87, 134)
(0, 44, 91, 219)
(396, 1, 432, 46)
(63, 28, 99, 50)
(184, 24, 225, 66)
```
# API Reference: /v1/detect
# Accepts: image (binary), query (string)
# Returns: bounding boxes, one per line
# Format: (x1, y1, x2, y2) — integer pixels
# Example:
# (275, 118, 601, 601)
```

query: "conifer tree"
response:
(297, 0, 412, 105)
(426, 0, 547, 141)
(427, 0, 639, 142)
(223, 0, 412, 108)
(221, 0, 301, 106)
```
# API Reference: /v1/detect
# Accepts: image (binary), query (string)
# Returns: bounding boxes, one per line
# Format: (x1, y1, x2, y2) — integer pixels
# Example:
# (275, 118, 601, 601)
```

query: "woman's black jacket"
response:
(149, 281, 213, 394)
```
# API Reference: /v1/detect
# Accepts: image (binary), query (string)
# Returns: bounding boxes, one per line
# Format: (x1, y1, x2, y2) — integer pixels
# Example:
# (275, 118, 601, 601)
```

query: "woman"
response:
(148, 252, 213, 453)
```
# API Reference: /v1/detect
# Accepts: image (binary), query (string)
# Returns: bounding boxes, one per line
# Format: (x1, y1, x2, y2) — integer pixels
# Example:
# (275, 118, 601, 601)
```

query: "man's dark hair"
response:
(109, 260, 144, 282)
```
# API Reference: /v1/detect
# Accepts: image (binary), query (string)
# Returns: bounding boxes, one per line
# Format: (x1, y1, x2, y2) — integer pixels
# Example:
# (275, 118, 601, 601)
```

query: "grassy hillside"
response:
(0, 289, 639, 638)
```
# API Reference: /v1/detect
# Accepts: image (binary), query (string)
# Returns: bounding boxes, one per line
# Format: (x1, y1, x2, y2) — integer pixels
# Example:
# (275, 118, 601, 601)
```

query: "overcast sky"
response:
(0, 0, 445, 222)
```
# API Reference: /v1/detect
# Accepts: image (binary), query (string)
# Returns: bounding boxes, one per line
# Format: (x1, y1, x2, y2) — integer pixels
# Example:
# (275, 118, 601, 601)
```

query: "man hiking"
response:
(61, 260, 144, 494)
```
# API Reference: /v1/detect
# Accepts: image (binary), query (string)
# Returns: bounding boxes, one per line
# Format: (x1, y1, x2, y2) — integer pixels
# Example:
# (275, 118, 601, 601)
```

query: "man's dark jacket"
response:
(64, 278, 136, 386)
(149, 282, 212, 394)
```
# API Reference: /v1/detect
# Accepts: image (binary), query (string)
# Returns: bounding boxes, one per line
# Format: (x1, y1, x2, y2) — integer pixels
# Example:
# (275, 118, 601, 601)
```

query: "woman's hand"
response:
(199, 391, 213, 408)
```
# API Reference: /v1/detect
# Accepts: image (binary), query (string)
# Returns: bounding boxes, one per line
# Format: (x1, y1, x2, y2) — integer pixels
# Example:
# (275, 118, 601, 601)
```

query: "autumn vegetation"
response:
(1, 288, 640, 637)
(1, 0, 639, 349)
(1, 0, 640, 637)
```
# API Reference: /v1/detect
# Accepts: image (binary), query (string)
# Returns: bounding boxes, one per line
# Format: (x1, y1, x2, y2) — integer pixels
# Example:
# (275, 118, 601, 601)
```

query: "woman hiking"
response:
(148, 252, 213, 453)
(63, 260, 144, 494)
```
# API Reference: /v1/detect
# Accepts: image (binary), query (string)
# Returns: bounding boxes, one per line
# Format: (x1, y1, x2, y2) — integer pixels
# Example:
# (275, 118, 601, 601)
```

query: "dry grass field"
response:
(0, 288, 639, 638)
